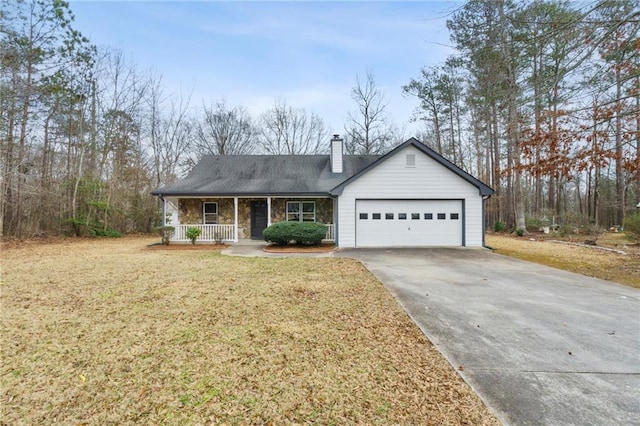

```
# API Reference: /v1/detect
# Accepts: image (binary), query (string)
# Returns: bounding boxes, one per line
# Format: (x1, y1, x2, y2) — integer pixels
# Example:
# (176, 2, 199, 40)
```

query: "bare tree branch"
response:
(259, 99, 327, 154)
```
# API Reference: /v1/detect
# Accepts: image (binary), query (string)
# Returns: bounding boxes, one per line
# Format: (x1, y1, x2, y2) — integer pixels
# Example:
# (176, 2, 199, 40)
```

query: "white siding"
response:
(165, 197, 180, 226)
(337, 145, 484, 247)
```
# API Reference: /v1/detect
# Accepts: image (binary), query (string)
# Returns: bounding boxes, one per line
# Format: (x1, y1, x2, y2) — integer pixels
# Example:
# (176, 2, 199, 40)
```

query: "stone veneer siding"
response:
(178, 197, 333, 239)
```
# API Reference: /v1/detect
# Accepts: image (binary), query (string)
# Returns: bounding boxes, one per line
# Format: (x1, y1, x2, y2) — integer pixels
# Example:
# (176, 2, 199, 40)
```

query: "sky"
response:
(69, 0, 462, 137)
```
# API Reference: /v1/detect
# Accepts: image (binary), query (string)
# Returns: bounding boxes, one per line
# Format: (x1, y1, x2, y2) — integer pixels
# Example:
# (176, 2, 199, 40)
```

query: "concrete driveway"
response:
(336, 248, 640, 426)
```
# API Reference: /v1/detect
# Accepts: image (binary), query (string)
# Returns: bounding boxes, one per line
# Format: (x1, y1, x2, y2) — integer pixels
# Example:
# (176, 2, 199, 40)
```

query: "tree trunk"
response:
(614, 47, 624, 225)
(498, 0, 525, 232)
(15, 58, 34, 238)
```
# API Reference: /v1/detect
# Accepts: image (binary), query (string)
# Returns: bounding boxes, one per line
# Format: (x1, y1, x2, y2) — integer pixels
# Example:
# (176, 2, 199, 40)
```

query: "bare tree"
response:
(91, 48, 154, 234)
(147, 78, 193, 185)
(192, 99, 255, 160)
(259, 99, 327, 154)
(345, 71, 397, 155)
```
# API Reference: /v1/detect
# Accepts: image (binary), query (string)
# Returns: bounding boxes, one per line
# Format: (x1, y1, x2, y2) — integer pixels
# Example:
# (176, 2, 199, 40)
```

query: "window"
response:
(450, 213, 459, 220)
(372, 213, 381, 220)
(287, 202, 300, 221)
(406, 154, 416, 167)
(398, 213, 407, 220)
(424, 213, 433, 220)
(359, 213, 368, 220)
(437, 213, 446, 220)
(385, 213, 394, 220)
(203, 202, 218, 224)
(302, 201, 315, 222)
(411, 213, 420, 220)
(287, 201, 316, 222)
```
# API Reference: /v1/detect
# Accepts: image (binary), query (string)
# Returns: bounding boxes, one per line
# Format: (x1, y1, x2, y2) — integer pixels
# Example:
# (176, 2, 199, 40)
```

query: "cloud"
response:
(70, 0, 448, 138)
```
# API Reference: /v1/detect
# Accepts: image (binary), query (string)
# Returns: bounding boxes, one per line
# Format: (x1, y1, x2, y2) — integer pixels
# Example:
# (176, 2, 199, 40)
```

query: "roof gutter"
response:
(150, 192, 333, 198)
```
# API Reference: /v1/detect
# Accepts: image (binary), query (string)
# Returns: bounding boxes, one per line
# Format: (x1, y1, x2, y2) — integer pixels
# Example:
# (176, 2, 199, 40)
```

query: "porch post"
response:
(234, 197, 239, 242)
(160, 196, 166, 226)
(267, 197, 272, 227)
(333, 197, 338, 245)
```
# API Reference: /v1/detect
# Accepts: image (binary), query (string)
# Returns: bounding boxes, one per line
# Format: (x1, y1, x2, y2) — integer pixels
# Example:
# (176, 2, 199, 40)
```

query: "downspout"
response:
(461, 199, 466, 247)
(159, 194, 169, 244)
(332, 196, 339, 246)
(160, 195, 166, 227)
(482, 195, 490, 248)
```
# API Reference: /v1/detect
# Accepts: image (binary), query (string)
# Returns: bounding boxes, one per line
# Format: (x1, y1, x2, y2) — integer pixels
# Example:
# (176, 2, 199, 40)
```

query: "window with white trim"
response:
(286, 201, 316, 222)
(203, 202, 218, 224)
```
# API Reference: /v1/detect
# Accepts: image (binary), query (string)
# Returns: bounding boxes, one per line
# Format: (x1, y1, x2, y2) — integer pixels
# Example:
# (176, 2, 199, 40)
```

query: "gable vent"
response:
(406, 154, 416, 167)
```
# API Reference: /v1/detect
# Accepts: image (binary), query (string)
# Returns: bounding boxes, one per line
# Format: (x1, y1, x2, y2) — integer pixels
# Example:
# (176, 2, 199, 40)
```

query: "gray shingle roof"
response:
(151, 139, 494, 197)
(151, 155, 380, 196)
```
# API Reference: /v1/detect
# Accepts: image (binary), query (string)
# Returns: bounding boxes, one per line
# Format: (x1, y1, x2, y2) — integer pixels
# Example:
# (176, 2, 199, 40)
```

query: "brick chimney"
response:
(330, 134, 343, 173)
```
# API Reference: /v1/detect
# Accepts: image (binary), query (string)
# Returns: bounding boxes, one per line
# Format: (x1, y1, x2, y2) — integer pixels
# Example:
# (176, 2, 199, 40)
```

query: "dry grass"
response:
(1, 237, 499, 425)
(486, 233, 640, 288)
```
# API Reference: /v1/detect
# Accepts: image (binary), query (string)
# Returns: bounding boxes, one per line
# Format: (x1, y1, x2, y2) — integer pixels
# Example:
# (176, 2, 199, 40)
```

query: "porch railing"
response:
(324, 224, 334, 241)
(172, 224, 236, 243)
(169, 223, 335, 243)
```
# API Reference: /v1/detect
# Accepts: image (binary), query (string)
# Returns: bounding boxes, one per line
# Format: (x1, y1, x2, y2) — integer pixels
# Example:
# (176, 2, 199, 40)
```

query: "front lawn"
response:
(1, 237, 498, 425)
(486, 233, 640, 288)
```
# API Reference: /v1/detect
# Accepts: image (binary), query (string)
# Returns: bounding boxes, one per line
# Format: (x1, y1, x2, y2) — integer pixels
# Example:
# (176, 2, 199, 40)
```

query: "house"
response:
(151, 136, 494, 247)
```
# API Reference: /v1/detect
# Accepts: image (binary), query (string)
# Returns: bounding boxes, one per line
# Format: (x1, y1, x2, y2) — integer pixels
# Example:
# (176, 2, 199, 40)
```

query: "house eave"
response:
(151, 191, 333, 198)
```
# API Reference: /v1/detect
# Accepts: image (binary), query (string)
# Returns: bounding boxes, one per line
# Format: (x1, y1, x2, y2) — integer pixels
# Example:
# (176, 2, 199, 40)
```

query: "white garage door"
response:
(355, 199, 463, 247)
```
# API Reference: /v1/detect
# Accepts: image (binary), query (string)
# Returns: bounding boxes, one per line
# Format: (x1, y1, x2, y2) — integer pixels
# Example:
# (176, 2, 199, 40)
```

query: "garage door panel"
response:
(356, 200, 462, 247)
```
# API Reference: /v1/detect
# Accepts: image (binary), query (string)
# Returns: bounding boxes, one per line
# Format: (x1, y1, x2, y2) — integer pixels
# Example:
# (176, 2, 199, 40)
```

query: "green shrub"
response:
(154, 225, 175, 245)
(557, 224, 574, 237)
(525, 217, 541, 230)
(90, 228, 122, 238)
(64, 217, 122, 238)
(623, 213, 640, 242)
(186, 227, 202, 245)
(494, 221, 506, 232)
(263, 221, 327, 246)
(515, 227, 525, 237)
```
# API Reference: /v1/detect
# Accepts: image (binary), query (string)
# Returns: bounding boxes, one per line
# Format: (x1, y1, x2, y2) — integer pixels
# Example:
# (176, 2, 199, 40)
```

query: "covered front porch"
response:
(160, 196, 335, 243)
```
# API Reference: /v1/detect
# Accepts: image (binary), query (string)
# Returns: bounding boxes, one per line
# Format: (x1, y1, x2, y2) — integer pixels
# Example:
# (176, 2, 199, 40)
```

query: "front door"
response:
(250, 201, 268, 239)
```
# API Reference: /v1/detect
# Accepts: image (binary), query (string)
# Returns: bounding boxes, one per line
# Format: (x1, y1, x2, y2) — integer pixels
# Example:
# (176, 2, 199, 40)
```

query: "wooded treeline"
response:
(0, 0, 366, 238)
(1, 0, 638, 239)
(405, 0, 639, 232)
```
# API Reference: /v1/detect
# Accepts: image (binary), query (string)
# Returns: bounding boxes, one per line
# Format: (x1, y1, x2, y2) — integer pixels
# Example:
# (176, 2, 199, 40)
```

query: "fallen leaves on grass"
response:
(1, 237, 499, 425)
(486, 234, 640, 288)
(145, 243, 229, 250)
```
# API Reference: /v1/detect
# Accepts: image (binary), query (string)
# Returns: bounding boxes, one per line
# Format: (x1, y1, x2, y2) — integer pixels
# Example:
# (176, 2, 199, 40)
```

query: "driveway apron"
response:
(337, 248, 640, 426)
